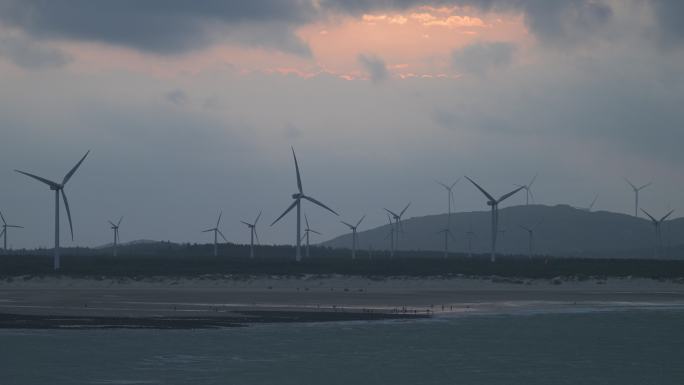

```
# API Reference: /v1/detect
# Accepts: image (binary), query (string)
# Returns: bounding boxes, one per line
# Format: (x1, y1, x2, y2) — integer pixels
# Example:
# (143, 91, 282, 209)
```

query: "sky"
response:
(0, 0, 683, 249)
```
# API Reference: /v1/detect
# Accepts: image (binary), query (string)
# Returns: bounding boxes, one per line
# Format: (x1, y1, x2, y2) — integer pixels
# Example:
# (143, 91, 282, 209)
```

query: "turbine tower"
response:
(435, 228, 456, 259)
(240, 211, 261, 258)
(341, 215, 365, 259)
(203, 211, 227, 257)
(271, 147, 338, 261)
(0, 210, 23, 253)
(436, 178, 460, 227)
(108, 217, 123, 257)
(15, 150, 90, 270)
(384, 202, 410, 251)
(465, 225, 476, 258)
(384, 214, 395, 257)
(519, 219, 542, 259)
(301, 214, 321, 258)
(466, 176, 523, 262)
(515, 174, 537, 206)
(641, 209, 674, 258)
(624, 178, 651, 217)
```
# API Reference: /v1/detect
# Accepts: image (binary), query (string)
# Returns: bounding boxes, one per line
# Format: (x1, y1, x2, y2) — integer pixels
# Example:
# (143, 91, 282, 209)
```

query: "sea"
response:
(2, 309, 683, 385)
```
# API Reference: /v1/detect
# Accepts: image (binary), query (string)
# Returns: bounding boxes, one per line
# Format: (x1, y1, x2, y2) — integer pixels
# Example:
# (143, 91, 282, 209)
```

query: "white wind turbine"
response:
(108, 217, 123, 257)
(466, 176, 524, 262)
(15, 151, 90, 270)
(240, 211, 261, 258)
(0, 210, 23, 253)
(436, 178, 460, 227)
(465, 223, 476, 258)
(641, 208, 674, 258)
(384, 214, 396, 257)
(301, 214, 321, 258)
(519, 219, 542, 259)
(384, 202, 410, 251)
(625, 178, 651, 217)
(515, 174, 537, 206)
(271, 147, 338, 261)
(341, 214, 365, 259)
(435, 227, 457, 259)
(203, 211, 227, 257)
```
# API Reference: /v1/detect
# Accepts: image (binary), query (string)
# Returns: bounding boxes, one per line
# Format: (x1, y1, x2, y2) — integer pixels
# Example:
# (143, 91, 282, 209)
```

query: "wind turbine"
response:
(519, 219, 542, 259)
(203, 211, 227, 257)
(465, 225, 476, 258)
(436, 178, 460, 227)
(15, 150, 90, 270)
(435, 228, 457, 259)
(466, 177, 524, 262)
(641, 208, 674, 258)
(625, 178, 651, 217)
(0, 210, 23, 253)
(108, 217, 123, 257)
(515, 173, 537, 206)
(271, 147, 338, 261)
(384, 214, 395, 257)
(240, 211, 261, 258)
(301, 214, 321, 258)
(384, 202, 410, 250)
(341, 214, 365, 259)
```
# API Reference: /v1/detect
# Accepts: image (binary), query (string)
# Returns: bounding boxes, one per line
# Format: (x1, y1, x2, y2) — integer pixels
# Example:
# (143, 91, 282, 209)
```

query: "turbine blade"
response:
(528, 188, 535, 203)
(254, 229, 260, 245)
(62, 150, 90, 185)
(640, 208, 657, 223)
(624, 177, 636, 190)
(254, 210, 262, 225)
(356, 214, 366, 228)
(8, 225, 23, 228)
(108, 220, 117, 227)
(528, 173, 538, 187)
(498, 186, 525, 203)
(384, 208, 399, 217)
(0, 229, 4, 238)
(216, 211, 222, 227)
(400, 202, 411, 217)
(660, 210, 675, 222)
(292, 147, 303, 194)
(341, 220, 354, 229)
(311, 230, 322, 235)
(465, 176, 495, 202)
(271, 200, 298, 226)
(638, 182, 652, 191)
(305, 213, 310, 229)
(217, 229, 228, 242)
(61, 189, 74, 241)
(450, 177, 461, 189)
(15, 170, 60, 189)
(436, 180, 449, 190)
(240, 221, 251, 227)
(302, 195, 338, 216)
(589, 194, 599, 210)
(0, 210, 5, 225)
(202, 228, 215, 233)
(117, 216, 123, 226)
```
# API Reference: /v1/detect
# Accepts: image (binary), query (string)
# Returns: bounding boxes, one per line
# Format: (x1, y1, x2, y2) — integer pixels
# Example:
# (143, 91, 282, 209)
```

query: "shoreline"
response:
(2, 275, 684, 329)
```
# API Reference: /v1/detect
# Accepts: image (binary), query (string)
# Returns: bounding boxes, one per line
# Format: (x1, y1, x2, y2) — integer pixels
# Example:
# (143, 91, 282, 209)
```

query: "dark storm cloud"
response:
(0, 0, 315, 55)
(358, 54, 389, 82)
(451, 42, 515, 75)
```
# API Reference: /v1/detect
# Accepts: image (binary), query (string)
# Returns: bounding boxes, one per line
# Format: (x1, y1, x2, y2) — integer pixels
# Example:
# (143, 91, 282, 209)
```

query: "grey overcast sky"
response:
(0, 0, 682, 249)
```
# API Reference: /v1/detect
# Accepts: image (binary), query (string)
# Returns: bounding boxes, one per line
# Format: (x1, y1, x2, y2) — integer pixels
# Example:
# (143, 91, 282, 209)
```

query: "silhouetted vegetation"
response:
(2, 243, 684, 279)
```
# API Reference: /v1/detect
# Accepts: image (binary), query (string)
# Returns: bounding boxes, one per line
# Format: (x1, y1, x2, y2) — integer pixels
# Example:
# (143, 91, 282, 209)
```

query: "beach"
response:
(1, 275, 683, 328)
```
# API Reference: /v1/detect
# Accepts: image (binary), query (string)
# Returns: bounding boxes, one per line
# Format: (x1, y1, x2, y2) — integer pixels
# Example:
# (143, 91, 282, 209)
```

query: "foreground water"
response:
(3, 310, 683, 385)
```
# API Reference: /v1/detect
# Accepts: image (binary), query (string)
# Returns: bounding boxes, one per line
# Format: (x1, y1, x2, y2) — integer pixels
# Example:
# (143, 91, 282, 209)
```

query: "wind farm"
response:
(1, 2, 684, 382)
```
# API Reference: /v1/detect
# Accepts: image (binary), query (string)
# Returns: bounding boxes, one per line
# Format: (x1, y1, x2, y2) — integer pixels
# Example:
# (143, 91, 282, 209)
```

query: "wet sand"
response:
(1, 275, 683, 328)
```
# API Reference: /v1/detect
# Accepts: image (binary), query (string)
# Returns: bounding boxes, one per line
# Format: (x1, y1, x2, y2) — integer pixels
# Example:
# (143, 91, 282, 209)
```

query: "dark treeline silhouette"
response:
(2, 242, 684, 279)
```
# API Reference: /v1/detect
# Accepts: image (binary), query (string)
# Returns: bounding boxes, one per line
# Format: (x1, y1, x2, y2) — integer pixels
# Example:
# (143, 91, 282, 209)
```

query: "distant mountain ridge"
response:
(321, 204, 683, 259)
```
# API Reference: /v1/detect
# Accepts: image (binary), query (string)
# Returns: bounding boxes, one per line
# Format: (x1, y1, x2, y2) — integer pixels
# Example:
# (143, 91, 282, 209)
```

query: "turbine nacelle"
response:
(292, 193, 303, 199)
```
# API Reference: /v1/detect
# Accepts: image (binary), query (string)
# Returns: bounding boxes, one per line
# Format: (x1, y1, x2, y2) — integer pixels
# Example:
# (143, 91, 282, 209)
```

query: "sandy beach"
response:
(1, 275, 683, 328)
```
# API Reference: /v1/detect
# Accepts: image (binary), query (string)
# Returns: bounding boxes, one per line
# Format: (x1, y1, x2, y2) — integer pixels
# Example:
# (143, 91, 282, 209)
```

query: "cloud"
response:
(165, 89, 189, 106)
(358, 53, 389, 82)
(451, 41, 515, 75)
(0, 33, 70, 69)
(0, 0, 313, 55)
(649, 0, 684, 49)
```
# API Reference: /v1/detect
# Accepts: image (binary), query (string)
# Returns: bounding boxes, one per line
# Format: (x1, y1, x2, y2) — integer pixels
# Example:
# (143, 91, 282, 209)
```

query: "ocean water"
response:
(2, 310, 683, 385)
